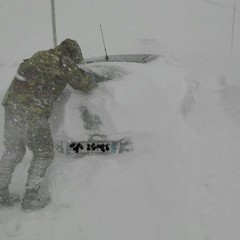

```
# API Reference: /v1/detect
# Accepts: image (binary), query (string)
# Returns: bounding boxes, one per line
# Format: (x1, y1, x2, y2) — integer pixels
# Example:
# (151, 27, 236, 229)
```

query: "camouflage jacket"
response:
(2, 47, 96, 118)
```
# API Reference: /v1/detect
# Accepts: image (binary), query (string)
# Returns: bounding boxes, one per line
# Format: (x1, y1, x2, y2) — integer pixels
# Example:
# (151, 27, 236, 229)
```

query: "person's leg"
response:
(22, 117, 54, 210)
(0, 107, 26, 205)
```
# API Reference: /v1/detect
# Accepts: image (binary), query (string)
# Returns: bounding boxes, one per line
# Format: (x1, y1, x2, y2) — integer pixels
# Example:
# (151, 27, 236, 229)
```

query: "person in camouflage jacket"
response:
(0, 39, 96, 210)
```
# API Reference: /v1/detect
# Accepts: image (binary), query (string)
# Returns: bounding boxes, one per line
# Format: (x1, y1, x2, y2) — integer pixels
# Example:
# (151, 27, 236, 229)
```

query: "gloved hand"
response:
(89, 71, 110, 83)
(79, 64, 126, 83)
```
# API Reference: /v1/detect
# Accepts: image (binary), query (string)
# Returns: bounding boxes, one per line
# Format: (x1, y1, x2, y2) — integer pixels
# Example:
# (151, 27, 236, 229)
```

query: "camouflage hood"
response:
(59, 39, 83, 64)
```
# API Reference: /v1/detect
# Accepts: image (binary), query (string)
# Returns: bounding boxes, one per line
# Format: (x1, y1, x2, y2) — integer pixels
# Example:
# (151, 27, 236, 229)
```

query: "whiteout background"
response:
(0, 0, 240, 239)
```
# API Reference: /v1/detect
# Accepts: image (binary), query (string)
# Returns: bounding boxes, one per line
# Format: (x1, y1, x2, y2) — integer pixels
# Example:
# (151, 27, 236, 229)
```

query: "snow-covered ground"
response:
(1, 0, 240, 239)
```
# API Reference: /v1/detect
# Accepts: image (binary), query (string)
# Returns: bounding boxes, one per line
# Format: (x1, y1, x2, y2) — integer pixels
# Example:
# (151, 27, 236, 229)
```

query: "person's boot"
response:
(21, 188, 50, 211)
(0, 186, 20, 208)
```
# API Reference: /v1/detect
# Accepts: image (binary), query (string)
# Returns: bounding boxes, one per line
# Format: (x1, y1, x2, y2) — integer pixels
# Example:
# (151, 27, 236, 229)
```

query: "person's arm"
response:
(63, 57, 96, 93)
(67, 67, 96, 93)
(81, 69, 111, 83)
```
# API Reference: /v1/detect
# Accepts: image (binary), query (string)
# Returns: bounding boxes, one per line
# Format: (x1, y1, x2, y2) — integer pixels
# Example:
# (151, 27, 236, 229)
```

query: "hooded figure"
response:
(0, 39, 96, 210)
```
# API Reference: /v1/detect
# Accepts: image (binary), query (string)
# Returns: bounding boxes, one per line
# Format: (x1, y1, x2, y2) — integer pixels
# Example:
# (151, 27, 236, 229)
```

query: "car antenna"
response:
(100, 24, 109, 62)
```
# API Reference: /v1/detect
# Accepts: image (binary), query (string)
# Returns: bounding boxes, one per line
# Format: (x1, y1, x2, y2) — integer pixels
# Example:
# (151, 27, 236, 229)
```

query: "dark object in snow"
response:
(55, 137, 133, 158)
(80, 106, 102, 131)
(82, 54, 160, 64)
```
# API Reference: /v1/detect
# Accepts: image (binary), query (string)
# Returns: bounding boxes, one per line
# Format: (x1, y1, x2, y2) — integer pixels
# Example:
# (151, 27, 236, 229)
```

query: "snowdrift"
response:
(0, 55, 240, 240)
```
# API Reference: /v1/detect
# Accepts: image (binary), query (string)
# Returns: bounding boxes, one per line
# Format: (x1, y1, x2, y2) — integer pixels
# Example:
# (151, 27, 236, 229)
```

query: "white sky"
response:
(0, 0, 240, 62)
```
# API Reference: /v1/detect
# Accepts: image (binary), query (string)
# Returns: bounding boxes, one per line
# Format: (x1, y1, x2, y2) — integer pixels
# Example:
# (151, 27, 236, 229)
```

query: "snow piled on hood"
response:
(0, 54, 240, 240)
